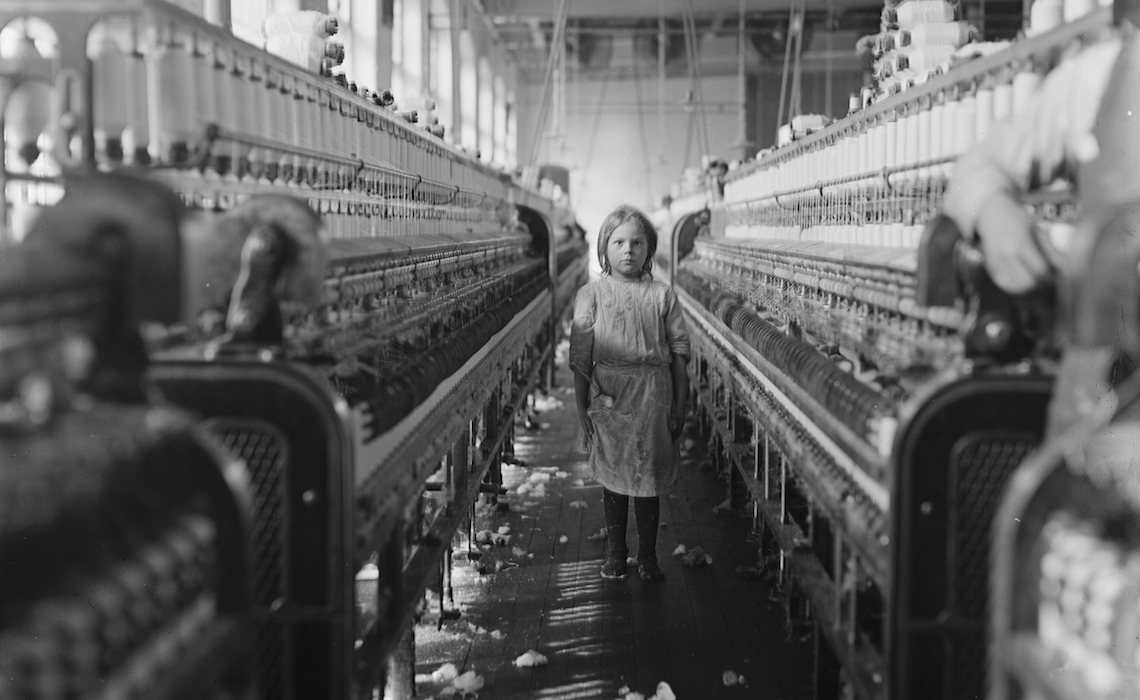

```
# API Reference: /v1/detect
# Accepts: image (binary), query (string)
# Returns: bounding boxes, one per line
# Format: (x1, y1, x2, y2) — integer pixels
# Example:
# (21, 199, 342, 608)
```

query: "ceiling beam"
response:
(481, 0, 846, 18)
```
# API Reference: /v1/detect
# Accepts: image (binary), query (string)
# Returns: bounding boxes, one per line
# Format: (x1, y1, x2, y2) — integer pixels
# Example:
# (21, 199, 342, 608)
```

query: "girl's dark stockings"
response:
(601, 488, 665, 581)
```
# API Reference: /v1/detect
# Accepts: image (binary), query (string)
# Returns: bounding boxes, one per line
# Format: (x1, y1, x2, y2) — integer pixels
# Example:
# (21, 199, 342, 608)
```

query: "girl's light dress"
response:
(569, 276, 691, 497)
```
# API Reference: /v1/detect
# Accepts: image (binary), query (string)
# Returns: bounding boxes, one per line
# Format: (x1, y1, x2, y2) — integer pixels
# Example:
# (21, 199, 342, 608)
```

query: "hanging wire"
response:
(825, 0, 835, 117)
(525, 0, 571, 168)
(682, 105, 696, 170)
(789, 3, 806, 120)
(775, 4, 795, 143)
(632, 59, 654, 209)
(680, 0, 711, 161)
(578, 64, 612, 199)
(734, 0, 750, 156)
(775, 0, 808, 141)
(656, 5, 667, 165)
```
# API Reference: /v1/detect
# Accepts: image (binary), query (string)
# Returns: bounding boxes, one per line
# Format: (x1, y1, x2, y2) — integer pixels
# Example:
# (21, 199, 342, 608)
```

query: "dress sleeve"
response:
(943, 39, 1121, 240)
(664, 287, 690, 363)
(569, 284, 596, 376)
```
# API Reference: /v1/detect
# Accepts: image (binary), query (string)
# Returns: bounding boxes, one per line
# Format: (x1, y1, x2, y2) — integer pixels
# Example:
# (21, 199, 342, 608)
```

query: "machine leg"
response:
(813, 621, 842, 700)
(383, 625, 416, 700)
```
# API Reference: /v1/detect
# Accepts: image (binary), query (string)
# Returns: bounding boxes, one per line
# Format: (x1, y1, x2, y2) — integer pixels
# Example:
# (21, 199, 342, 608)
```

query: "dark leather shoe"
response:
(638, 558, 665, 582)
(601, 556, 628, 580)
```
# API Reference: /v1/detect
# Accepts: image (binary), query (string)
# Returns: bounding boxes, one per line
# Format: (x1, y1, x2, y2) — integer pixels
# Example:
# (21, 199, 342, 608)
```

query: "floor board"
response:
(413, 358, 814, 699)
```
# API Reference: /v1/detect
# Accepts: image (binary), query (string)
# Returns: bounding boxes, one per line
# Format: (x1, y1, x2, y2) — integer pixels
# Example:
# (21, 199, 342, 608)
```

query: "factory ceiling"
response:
(470, 0, 1025, 81)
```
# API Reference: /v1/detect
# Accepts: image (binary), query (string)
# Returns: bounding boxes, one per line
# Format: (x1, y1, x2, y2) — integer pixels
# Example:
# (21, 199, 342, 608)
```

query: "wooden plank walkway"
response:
(412, 358, 814, 699)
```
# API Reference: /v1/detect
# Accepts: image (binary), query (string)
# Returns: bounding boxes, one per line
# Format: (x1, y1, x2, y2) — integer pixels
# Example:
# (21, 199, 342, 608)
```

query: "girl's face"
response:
(606, 222, 649, 280)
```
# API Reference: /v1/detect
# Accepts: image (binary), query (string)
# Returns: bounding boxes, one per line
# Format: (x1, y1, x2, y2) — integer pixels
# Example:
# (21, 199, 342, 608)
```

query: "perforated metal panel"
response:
(890, 374, 1050, 700)
(950, 436, 1032, 700)
(954, 437, 1032, 619)
(206, 420, 291, 700)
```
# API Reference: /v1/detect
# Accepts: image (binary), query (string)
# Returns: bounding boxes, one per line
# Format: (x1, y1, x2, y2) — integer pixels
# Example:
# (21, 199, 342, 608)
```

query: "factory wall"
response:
(517, 55, 862, 239)
(517, 72, 739, 237)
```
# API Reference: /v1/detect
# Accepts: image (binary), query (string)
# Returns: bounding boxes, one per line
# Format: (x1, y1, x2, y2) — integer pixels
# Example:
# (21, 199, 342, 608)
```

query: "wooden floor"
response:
(413, 357, 815, 700)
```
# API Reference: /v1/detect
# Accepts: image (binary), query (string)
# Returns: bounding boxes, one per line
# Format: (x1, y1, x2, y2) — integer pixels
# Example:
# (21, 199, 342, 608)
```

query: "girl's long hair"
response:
(596, 204, 657, 278)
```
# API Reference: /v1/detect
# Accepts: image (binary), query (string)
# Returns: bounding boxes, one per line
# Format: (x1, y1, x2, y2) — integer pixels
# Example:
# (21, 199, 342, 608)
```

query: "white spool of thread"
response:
(5, 33, 52, 169)
(902, 46, 957, 74)
(857, 125, 869, 175)
(277, 76, 298, 182)
(893, 106, 912, 180)
(92, 25, 130, 164)
(192, 34, 218, 166)
(904, 102, 920, 176)
(975, 77, 995, 143)
(265, 32, 328, 72)
(929, 93, 943, 163)
(896, 0, 955, 29)
(374, 111, 388, 183)
(1029, 0, 1065, 34)
(123, 21, 151, 166)
(885, 113, 898, 171)
(894, 107, 910, 180)
(284, 76, 304, 182)
(246, 59, 268, 180)
(993, 74, 1013, 122)
(846, 132, 859, 182)
(314, 88, 331, 185)
(147, 24, 198, 165)
(303, 83, 322, 185)
(939, 92, 956, 176)
(263, 11, 338, 39)
(261, 70, 284, 180)
(1064, 0, 1098, 22)
(209, 46, 238, 179)
(1012, 64, 1042, 116)
(954, 89, 977, 158)
(917, 98, 931, 179)
(226, 53, 251, 177)
(908, 22, 971, 47)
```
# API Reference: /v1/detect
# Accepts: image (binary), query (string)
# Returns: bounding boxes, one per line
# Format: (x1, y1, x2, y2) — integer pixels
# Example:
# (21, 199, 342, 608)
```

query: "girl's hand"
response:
(668, 404, 686, 441)
(580, 414, 595, 441)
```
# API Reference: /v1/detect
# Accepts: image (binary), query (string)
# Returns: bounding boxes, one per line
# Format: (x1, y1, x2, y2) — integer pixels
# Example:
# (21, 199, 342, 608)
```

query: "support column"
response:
(400, 0, 425, 99)
(430, 0, 453, 137)
(377, 0, 394, 92)
(450, 0, 464, 147)
(505, 65, 518, 169)
(478, 56, 494, 161)
(391, 0, 406, 100)
(383, 625, 416, 700)
(459, 30, 479, 152)
(420, 0, 431, 102)
(493, 70, 507, 165)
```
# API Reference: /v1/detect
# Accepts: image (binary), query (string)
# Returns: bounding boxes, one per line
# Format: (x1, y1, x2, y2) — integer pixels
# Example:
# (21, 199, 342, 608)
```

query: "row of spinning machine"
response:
(0, 2, 587, 699)
(656, 5, 1140, 700)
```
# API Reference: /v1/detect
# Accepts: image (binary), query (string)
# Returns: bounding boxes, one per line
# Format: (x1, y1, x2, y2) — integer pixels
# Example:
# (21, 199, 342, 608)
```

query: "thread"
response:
(895, 0, 955, 29)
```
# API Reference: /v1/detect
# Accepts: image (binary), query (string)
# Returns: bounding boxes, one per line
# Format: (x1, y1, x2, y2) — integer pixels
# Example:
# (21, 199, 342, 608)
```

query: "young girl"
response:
(569, 205, 690, 581)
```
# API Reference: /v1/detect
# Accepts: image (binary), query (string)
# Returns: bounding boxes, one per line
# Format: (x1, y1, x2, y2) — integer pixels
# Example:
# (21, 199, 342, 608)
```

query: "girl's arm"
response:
(664, 288, 691, 440)
(669, 353, 689, 440)
(574, 370, 593, 439)
(569, 285, 596, 438)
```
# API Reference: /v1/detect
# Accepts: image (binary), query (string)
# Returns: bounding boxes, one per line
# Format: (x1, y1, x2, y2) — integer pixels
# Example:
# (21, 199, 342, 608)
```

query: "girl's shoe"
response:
(638, 558, 665, 582)
(601, 556, 628, 580)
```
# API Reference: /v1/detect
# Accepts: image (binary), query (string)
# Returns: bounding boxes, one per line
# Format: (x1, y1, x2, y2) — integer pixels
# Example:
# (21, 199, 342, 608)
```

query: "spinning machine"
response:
(0, 1, 586, 698)
(653, 7, 1135, 700)
(0, 176, 256, 700)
